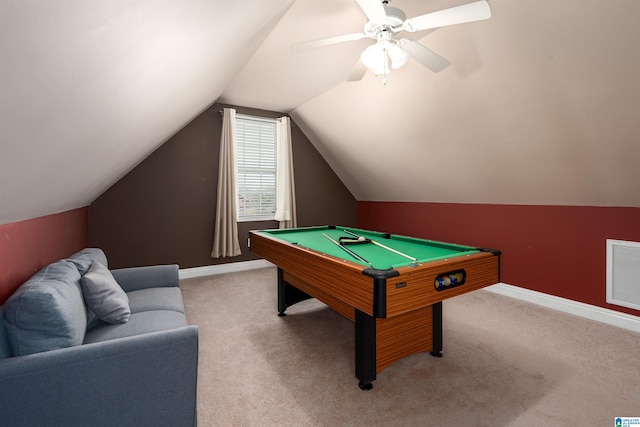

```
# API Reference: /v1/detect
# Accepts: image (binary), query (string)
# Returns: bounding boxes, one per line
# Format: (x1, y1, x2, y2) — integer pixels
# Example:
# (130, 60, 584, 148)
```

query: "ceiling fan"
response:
(291, 0, 491, 81)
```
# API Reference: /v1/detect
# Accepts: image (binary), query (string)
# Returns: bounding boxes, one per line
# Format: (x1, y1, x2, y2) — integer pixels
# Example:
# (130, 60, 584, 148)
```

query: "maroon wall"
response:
(0, 208, 89, 304)
(358, 201, 640, 317)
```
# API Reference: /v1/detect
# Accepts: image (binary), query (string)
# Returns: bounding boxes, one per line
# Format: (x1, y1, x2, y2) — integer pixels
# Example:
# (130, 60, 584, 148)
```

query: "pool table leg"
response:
(430, 302, 443, 357)
(355, 309, 376, 390)
(277, 268, 313, 316)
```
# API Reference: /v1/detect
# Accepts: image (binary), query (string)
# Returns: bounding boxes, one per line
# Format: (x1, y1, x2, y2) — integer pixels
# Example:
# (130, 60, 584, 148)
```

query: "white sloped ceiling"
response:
(0, 0, 295, 223)
(2, 0, 640, 225)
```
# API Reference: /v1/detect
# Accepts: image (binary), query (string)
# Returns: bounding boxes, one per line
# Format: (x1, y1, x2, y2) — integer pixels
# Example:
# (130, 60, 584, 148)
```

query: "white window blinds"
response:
(235, 115, 277, 221)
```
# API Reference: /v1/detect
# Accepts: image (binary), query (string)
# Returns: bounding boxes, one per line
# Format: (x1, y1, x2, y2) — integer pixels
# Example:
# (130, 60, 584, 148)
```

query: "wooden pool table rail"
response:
(250, 230, 500, 319)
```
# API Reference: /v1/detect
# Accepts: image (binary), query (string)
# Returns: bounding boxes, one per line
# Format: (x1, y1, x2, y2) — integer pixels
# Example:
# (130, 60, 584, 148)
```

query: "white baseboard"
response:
(179, 259, 273, 280)
(486, 283, 640, 333)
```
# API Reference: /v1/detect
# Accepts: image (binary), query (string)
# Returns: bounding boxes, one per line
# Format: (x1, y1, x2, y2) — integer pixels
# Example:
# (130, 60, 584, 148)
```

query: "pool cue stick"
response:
(322, 233, 371, 266)
(344, 229, 418, 263)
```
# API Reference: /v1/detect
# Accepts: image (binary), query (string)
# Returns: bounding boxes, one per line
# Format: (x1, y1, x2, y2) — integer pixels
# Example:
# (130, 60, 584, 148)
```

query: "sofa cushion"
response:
(127, 287, 186, 314)
(66, 248, 108, 275)
(4, 261, 87, 356)
(81, 262, 131, 324)
(83, 310, 188, 344)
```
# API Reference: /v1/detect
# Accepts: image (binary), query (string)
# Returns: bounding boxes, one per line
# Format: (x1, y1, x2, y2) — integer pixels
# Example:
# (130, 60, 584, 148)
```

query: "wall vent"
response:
(606, 239, 640, 310)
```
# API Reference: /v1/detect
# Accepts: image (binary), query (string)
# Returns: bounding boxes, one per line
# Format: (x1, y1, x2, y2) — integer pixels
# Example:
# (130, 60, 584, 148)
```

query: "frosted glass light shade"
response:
(361, 41, 409, 75)
(361, 43, 388, 74)
(387, 44, 409, 69)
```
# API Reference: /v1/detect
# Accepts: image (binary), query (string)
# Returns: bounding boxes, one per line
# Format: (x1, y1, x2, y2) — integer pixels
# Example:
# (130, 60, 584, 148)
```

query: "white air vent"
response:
(606, 239, 640, 310)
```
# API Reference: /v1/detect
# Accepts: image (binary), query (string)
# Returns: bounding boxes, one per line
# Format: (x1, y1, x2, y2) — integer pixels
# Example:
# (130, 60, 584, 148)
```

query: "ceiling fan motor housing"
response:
(364, 6, 406, 37)
(383, 7, 406, 26)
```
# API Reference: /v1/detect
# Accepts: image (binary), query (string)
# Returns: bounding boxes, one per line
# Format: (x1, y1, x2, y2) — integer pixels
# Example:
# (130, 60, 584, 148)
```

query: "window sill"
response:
(238, 217, 276, 223)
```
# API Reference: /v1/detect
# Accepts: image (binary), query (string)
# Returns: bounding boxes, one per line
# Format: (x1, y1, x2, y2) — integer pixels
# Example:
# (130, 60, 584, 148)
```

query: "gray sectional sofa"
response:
(0, 248, 198, 427)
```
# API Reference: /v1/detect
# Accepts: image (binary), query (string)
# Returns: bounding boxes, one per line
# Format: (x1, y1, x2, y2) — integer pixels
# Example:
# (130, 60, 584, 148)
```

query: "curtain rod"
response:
(218, 110, 289, 120)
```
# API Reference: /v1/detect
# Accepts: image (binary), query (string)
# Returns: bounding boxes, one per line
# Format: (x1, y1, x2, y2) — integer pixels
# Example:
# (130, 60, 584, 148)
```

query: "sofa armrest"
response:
(0, 325, 198, 427)
(111, 264, 179, 292)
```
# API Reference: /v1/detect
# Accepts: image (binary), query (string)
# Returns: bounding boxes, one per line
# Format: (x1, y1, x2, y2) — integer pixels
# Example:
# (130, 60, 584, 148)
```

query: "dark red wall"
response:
(0, 208, 89, 304)
(358, 201, 640, 317)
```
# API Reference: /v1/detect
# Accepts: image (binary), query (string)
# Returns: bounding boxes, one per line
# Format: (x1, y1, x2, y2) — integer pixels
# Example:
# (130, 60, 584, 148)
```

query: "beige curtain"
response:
(211, 108, 241, 258)
(274, 116, 297, 229)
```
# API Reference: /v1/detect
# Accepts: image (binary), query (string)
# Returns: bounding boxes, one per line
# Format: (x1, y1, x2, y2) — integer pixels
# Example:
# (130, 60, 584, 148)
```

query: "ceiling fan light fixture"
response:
(361, 43, 389, 74)
(361, 40, 408, 75)
(387, 43, 409, 69)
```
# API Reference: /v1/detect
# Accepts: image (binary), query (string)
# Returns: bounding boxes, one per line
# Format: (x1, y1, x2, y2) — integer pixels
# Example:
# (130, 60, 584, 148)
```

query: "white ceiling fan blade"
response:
(403, 0, 491, 32)
(399, 39, 450, 73)
(291, 33, 366, 52)
(347, 59, 368, 81)
(355, 0, 387, 25)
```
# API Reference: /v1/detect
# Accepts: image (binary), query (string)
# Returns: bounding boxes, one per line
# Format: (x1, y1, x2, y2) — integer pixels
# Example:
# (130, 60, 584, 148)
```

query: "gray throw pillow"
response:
(81, 262, 131, 324)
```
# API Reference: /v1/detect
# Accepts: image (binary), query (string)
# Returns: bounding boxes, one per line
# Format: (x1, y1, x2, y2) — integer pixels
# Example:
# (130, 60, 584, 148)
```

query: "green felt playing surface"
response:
(263, 226, 479, 270)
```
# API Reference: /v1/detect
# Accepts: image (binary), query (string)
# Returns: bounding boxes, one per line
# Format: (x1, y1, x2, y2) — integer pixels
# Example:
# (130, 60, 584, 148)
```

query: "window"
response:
(235, 114, 277, 221)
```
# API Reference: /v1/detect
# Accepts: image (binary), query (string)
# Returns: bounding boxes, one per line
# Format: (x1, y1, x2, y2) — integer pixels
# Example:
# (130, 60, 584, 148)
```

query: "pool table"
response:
(249, 225, 501, 390)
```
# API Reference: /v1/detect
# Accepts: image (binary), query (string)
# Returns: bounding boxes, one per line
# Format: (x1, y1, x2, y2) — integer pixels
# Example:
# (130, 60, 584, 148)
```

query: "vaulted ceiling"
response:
(2, 0, 639, 224)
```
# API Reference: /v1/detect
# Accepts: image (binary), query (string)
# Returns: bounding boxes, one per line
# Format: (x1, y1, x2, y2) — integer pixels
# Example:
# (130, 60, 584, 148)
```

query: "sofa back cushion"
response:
(66, 248, 108, 275)
(0, 306, 11, 359)
(3, 260, 87, 356)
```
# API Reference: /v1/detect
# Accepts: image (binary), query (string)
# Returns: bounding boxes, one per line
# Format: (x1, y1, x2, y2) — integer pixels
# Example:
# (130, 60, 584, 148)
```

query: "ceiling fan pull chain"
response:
(383, 48, 388, 86)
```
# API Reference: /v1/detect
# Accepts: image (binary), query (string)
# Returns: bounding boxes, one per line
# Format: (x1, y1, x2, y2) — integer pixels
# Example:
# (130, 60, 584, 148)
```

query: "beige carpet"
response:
(181, 267, 640, 427)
